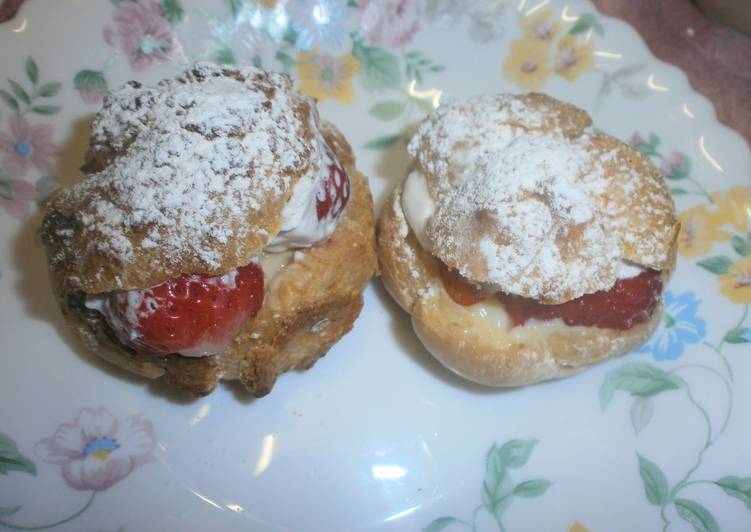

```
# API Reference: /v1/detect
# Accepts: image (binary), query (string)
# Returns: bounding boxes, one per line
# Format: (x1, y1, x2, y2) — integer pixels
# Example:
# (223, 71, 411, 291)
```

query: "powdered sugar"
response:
(58, 63, 321, 274)
(428, 134, 622, 300)
(407, 94, 548, 194)
(403, 93, 677, 302)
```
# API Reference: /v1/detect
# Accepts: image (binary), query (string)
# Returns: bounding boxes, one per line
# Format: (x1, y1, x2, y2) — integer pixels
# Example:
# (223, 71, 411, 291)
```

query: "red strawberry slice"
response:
(439, 260, 662, 330)
(439, 262, 487, 306)
(316, 146, 350, 221)
(105, 262, 264, 356)
(498, 270, 662, 330)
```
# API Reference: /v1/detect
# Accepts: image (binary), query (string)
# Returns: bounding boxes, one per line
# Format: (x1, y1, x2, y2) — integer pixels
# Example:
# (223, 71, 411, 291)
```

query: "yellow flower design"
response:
(554, 35, 594, 80)
(297, 51, 359, 103)
(569, 523, 589, 532)
(709, 186, 751, 231)
(678, 205, 731, 258)
(521, 10, 562, 43)
(502, 38, 551, 91)
(719, 256, 751, 303)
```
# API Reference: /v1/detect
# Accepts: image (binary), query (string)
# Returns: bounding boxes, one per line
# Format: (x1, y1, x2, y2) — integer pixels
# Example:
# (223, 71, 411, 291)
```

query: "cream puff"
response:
(377, 93, 679, 386)
(41, 63, 377, 397)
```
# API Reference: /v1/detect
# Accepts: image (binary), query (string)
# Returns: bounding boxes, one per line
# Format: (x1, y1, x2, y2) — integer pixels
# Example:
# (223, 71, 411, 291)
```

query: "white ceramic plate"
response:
(1, 1, 750, 530)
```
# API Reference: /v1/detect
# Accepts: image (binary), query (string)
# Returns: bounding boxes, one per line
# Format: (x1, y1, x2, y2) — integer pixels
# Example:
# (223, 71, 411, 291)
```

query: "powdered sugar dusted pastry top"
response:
(406, 93, 679, 304)
(42, 63, 327, 294)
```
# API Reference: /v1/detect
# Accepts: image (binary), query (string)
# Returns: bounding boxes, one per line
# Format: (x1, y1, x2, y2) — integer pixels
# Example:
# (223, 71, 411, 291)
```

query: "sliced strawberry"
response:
(498, 270, 662, 330)
(438, 259, 662, 330)
(105, 262, 264, 356)
(316, 146, 350, 221)
(439, 262, 487, 306)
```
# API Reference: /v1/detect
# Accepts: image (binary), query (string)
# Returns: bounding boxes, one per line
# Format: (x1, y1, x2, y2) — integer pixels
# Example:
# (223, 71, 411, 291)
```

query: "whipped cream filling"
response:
(267, 141, 344, 252)
(401, 167, 646, 282)
(401, 168, 436, 252)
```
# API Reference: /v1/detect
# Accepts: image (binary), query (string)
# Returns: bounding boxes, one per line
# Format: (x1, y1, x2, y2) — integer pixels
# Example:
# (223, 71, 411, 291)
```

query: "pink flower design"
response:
(0, 178, 37, 218)
(629, 132, 645, 146)
(0, 114, 57, 178)
(661, 150, 686, 177)
(35, 407, 156, 492)
(79, 89, 105, 105)
(104, 1, 178, 71)
(74, 69, 109, 105)
(359, 0, 421, 49)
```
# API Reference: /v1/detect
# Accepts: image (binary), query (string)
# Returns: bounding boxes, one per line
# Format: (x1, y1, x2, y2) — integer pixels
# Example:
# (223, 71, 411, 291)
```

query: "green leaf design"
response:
(275, 50, 296, 71)
(697, 255, 733, 275)
(637, 453, 669, 506)
(0, 454, 37, 477)
(74, 69, 108, 93)
(671, 188, 688, 196)
(282, 26, 300, 47)
(716, 476, 751, 510)
(732, 235, 751, 257)
(363, 134, 402, 150)
(369, 100, 405, 120)
(669, 155, 691, 180)
(723, 327, 750, 344)
(8, 79, 30, 105)
(37, 81, 62, 98)
(160, 0, 185, 24)
(648, 133, 660, 149)
(29, 105, 61, 116)
(0, 433, 37, 477)
(0, 89, 19, 112)
(630, 396, 654, 435)
(215, 46, 236, 65)
(599, 362, 685, 408)
(482, 444, 514, 517)
(674, 498, 719, 532)
(513, 479, 552, 498)
(0, 506, 21, 518)
(227, 0, 243, 18)
(499, 439, 538, 469)
(352, 38, 401, 92)
(404, 50, 445, 85)
(0, 180, 14, 199)
(422, 517, 462, 532)
(25, 57, 38, 85)
(634, 143, 657, 157)
(569, 14, 604, 36)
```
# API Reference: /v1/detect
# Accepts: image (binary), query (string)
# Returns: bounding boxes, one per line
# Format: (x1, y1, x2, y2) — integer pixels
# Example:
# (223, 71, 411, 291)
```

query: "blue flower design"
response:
(290, 0, 351, 50)
(638, 291, 706, 361)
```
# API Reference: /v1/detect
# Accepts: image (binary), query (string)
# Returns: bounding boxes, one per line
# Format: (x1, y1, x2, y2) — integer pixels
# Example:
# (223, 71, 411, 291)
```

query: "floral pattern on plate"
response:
(0, 57, 61, 219)
(502, 10, 599, 90)
(0, 408, 156, 530)
(1, 0, 750, 530)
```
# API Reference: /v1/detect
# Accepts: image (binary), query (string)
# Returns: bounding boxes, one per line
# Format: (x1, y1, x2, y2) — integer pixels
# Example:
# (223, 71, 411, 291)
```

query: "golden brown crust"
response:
(412, 291, 663, 387)
(377, 186, 436, 312)
(582, 133, 680, 272)
(48, 124, 376, 397)
(41, 65, 322, 293)
(408, 92, 592, 196)
(408, 93, 679, 303)
(377, 180, 676, 387)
